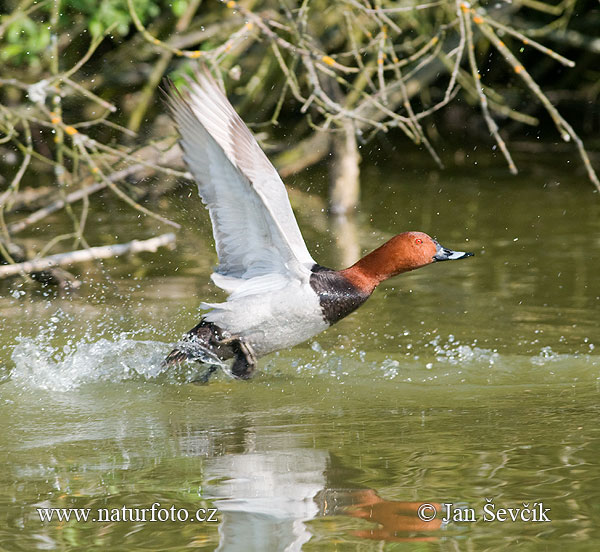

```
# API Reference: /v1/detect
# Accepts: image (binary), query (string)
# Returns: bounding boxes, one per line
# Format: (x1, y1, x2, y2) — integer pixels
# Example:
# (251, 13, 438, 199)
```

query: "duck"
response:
(163, 66, 473, 380)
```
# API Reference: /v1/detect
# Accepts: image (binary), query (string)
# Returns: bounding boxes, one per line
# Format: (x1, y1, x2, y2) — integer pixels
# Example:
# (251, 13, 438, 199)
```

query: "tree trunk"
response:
(329, 119, 360, 215)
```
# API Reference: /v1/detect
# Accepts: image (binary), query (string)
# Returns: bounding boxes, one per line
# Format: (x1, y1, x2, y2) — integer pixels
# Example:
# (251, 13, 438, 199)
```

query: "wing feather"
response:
(165, 67, 315, 286)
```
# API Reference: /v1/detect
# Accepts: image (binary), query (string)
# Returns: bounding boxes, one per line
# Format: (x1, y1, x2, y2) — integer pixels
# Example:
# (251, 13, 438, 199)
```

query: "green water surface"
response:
(1, 155, 599, 551)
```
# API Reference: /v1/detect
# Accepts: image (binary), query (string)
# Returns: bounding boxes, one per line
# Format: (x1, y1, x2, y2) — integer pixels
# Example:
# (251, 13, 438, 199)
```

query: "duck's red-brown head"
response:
(341, 231, 473, 293)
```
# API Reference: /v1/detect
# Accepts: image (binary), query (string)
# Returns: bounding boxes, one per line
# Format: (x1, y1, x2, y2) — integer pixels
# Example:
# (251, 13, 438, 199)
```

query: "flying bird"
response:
(163, 67, 473, 380)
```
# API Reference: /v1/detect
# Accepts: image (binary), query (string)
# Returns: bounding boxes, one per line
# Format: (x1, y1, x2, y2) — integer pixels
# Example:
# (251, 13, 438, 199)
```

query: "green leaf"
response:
(172, 0, 188, 17)
(89, 19, 103, 38)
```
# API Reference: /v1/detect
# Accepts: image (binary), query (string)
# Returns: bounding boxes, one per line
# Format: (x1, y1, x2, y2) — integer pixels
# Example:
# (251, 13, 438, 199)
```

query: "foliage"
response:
(1, 11, 50, 66)
(0, 0, 598, 284)
(0, 0, 183, 67)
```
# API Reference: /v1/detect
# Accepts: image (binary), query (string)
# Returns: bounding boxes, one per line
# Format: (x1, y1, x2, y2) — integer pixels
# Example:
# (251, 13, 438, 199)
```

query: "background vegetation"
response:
(0, 0, 598, 285)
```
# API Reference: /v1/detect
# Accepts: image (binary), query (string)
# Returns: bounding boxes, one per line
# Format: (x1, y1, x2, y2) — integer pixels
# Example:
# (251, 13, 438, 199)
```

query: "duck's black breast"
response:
(310, 264, 372, 325)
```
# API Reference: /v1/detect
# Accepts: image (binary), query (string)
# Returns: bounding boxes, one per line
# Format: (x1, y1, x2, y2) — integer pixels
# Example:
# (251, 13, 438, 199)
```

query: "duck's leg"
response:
(218, 337, 257, 379)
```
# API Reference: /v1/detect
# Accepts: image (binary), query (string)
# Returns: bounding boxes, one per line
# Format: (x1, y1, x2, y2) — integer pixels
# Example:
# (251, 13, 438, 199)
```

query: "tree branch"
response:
(0, 233, 176, 279)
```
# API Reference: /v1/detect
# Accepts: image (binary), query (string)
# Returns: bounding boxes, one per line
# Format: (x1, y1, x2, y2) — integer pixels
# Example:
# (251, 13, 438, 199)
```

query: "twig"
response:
(8, 181, 106, 235)
(63, 77, 117, 112)
(127, 0, 201, 132)
(76, 143, 181, 229)
(467, 4, 600, 190)
(346, 0, 446, 14)
(461, 1, 517, 174)
(56, 23, 117, 82)
(7, 145, 182, 235)
(0, 120, 32, 209)
(481, 15, 575, 67)
(0, 233, 176, 279)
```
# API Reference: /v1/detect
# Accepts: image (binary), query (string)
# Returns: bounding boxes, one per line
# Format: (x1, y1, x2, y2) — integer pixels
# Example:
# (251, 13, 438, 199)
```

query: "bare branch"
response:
(0, 233, 176, 280)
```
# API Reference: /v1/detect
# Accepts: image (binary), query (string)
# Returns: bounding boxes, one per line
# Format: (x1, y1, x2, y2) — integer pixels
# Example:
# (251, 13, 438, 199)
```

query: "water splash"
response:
(11, 334, 164, 391)
(290, 334, 599, 387)
(429, 334, 501, 366)
(7, 309, 219, 391)
(5, 316, 599, 391)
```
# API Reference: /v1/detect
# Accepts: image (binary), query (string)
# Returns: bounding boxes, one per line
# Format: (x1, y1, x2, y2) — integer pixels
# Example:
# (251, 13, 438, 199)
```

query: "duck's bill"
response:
(433, 244, 474, 262)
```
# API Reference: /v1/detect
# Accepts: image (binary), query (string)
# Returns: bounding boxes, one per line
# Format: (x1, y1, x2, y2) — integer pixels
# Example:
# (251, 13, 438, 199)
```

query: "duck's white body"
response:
(203, 280, 328, 357)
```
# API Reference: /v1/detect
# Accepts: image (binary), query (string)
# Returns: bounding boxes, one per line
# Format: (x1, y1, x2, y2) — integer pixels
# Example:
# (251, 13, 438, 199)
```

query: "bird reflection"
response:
(316, 488, 443, 542)
(178, 421, 444, 549)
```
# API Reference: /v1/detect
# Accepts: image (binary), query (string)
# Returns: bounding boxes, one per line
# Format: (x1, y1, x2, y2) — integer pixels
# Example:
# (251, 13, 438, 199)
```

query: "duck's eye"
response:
(415, 238, 423, 245)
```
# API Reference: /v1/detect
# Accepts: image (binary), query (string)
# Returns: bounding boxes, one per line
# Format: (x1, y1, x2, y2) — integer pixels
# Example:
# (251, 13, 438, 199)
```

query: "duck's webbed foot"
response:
(163, 342, 224, 384)
(163, 321, 228, 384)
(164, 320, 257, 381)
(218, 337, 257, 380)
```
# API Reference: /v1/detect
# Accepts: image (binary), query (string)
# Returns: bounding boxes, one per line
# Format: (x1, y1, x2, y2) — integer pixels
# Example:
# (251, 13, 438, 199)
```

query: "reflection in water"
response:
(326, 490, 443, 542)
(204, 450, 326, 551)
(1, 376, 599, 550)
(194, 435, 442, 549)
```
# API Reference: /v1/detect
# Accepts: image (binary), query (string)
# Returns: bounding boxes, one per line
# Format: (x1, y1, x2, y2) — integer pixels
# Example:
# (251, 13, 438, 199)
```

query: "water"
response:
(1, 155, 600, 550)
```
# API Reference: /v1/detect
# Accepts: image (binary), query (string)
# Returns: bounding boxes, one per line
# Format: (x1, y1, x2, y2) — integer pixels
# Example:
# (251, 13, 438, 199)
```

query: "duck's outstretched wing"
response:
(165, 67, 316, 285)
